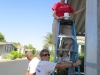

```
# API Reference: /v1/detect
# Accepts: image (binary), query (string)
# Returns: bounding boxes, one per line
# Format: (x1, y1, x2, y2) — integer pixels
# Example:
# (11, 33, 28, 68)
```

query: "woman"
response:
(52, 0, 85, 63)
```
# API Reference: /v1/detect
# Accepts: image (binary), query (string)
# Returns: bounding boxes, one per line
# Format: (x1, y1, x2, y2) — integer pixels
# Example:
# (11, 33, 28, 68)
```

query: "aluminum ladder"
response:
(54, 20, 81, 75)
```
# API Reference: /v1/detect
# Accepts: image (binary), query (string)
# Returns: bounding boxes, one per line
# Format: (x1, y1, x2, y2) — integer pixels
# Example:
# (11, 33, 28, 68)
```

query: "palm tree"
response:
(43, 32, 54, 50)
(43, 43, 49, 50)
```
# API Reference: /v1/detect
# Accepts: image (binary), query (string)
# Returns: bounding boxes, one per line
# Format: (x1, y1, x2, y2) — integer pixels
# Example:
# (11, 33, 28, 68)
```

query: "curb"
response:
(0, 58, 27, 62)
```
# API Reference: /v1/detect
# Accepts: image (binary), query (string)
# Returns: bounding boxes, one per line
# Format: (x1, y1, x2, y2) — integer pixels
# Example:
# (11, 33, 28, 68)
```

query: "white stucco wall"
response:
(85, 0, 100, 75)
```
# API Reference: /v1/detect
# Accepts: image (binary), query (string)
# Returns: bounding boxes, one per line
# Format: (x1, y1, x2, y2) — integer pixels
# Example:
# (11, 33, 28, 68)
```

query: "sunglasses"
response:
(42, 54, 50, 57)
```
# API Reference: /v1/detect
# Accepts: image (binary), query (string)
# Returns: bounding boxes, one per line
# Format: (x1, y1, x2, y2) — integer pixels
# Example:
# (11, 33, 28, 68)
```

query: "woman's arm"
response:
(73, 6, 86, 15)
(52, 10, 59, 19)
(55, 60, 81, 68)
(24, 70, 36, 75)
(24, 70, 29, 75)
(52, 10, 64, 19)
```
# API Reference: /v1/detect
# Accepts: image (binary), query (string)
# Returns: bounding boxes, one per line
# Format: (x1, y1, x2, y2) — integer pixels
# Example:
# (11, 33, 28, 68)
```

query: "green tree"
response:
(27, 44, 34, 49)
(0, 32, 6, 42)
(26, 44, 36, 54)
(43, 32, 54, 50)
(12, 42, 21, 46)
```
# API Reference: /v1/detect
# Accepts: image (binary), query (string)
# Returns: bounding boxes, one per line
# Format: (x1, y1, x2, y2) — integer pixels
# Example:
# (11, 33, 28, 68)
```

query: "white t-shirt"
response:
(27, 57, 40, 74)
(36, 61, 57, 75)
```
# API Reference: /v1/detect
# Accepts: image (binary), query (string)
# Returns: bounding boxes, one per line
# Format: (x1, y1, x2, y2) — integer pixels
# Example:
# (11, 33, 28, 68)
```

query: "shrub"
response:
(74, 52, 84, 72)
(11, 50, 17, 59)
(16, 51, 19, 58)
(11, 50, 23, 58)
(5, 53, 14, 60)
(18, 52, 23, 58)
(78, 52, 84, 72)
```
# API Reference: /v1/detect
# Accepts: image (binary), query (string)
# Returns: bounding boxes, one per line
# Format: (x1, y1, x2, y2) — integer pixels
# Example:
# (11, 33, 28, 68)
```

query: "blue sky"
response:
(0, 0, 59, 50)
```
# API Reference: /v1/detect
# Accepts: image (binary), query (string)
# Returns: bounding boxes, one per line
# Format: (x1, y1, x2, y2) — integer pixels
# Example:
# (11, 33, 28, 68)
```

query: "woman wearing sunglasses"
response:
(36, 49, 81, 75)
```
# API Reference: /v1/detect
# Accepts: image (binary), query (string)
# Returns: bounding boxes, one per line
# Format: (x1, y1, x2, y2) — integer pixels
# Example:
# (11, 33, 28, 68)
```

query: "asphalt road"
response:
(0, 59, 29, 75)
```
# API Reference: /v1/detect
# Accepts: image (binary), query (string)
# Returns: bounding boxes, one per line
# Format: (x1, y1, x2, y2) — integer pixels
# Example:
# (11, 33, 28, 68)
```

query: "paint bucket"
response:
(64, 12, 70, 20)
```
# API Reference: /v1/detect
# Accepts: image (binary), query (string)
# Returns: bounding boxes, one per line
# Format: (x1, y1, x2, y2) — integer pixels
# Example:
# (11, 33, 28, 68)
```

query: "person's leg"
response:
(62, 51, 69, 61)
(62, 25, 72, 46)
(64, 43, 71, 57)
(61, 26, 72, 61)
(56, 51, 62, 63)
(65, 43, 72, 49)
(52, 18, 59, 47)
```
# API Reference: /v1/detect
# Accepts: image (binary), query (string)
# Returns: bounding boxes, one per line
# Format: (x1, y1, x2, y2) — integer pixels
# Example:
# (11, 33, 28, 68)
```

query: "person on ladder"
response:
(52, 0, 85, 63)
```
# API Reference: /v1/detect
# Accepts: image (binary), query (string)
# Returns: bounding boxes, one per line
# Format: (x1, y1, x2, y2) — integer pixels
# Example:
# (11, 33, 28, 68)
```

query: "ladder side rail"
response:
(73, 21, 81, 75)
(68, 21, 80, 75)
(68, 41, 75, 74)
(52, 21, 61, 75)
(77, 45, 81, 75)
(54, 21, 61, 63)
(68, 21, 76, 75)
(71, 22, 76, 75)
(73, 22, 79, 59)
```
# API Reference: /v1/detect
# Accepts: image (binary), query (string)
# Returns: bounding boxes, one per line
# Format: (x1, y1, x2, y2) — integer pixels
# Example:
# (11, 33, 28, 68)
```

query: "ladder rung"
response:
(57, 49, 71, 51)
(58, 35, 76, 40)
(57, 49, 76, 52)
(70, 59, 77, 61)
(69, 72, 84, 75)
(70, 51, 76, 53)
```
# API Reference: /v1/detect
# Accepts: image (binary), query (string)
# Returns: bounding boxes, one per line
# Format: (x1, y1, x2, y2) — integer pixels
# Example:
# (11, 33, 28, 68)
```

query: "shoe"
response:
(62, 56, 71, 62)
(56, 57, 62, 63)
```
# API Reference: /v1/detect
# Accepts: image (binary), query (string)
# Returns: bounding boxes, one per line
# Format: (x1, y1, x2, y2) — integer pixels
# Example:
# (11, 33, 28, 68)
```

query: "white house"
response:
(77, 36, 85, 53)
(17, 45, 25, 55)
(0, 42, 17, 59)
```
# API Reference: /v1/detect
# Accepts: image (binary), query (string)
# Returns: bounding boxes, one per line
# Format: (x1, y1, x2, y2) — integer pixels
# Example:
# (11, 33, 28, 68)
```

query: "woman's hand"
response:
(83, 6, 86, 9)
(56, 16, 64, 20)
(59, 16, 64, 19)
(73, 5, 86, 15)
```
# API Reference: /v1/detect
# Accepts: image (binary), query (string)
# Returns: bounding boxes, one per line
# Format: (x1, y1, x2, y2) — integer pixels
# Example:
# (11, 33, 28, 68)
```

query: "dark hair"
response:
(40, 49, 49, 57)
